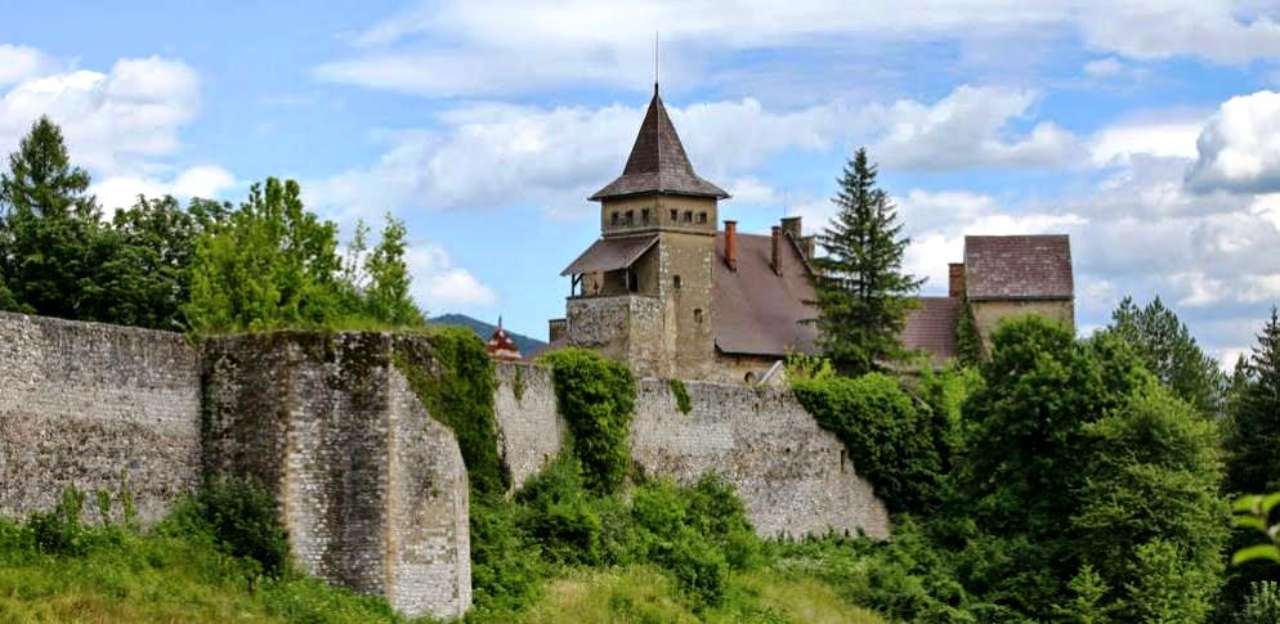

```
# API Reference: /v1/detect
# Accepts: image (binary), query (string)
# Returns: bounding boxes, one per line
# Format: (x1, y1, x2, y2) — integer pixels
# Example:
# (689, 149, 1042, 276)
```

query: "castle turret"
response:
(559, 84, 728, 378)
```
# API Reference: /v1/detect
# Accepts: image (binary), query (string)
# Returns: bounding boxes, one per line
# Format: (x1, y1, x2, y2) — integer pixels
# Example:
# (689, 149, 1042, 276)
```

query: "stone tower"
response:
(560, 84, 729, 379)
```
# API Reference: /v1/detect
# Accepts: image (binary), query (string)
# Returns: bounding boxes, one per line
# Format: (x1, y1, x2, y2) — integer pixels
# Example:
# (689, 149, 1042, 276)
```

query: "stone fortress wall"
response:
(0, 312, 890, 618)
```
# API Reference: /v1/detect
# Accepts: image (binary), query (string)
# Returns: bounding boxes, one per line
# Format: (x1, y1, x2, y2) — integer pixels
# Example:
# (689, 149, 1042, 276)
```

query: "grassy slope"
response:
(480, 566, 886, 624)
(0, 535, 886, 624)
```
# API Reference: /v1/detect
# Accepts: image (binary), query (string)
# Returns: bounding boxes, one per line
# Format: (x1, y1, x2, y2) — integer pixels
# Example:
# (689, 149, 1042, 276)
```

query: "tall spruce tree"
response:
(0, 116, 111, 319)
(810, 148, 922, 374)
(1104, 296, 1226, 416)
(1220, 307, 1280, 616)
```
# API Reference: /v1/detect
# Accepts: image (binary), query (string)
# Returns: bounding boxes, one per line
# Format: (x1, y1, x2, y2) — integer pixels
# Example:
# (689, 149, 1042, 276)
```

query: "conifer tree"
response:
(1104, 295, 1225, 416)
(0, 116, 109, 319)
(1225, 307, 1280, 494)
(810, 148, 922, 374)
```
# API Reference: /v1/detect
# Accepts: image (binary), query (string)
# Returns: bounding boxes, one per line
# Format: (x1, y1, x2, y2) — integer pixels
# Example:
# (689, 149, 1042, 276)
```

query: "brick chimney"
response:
(780, 216, 802, 240)
(948, 263, 966, 298)
(771, 226, 783, 276)
(724, 220, 738, 271)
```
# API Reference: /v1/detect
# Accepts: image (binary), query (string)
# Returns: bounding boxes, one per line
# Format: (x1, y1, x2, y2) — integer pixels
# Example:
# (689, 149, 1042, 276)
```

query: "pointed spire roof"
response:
(590, 85, 729, 201)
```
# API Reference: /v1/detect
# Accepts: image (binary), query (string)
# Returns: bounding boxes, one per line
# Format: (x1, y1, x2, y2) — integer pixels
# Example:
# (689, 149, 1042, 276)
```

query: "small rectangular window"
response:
(697, 212, 707, 224)
(683, 211, 692, 222)
(611, 212, 619, 225)
(625, 210, 634, 225)
(670, 209, 678, 221)
(641, 208, 650, 224)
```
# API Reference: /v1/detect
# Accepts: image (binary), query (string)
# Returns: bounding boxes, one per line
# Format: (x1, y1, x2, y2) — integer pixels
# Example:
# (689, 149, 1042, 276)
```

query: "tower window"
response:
(611, 212, 618, 225)
(670, 209, 678, 221)
(693, 308, 703, 323)
(697, 212, 707, 224)
(683, 210, 692, 222)
(625, 210, 634, 225)
(641, 208, 650, 224)
(673, 275, 682, 289)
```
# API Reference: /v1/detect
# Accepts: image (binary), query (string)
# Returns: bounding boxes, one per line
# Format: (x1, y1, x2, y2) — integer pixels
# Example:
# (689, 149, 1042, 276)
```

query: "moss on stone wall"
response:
(539, 348, 636, 495)
(668, 378, 692, 414)
(393, 326, 508, 497)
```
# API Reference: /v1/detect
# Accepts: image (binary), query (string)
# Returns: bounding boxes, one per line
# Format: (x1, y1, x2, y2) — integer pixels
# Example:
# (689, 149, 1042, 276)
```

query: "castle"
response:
(550, 85, 1075, 381)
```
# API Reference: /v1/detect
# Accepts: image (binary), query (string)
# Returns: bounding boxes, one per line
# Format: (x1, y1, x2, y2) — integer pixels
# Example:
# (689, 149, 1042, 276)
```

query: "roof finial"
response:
(654, 31, 659, 95)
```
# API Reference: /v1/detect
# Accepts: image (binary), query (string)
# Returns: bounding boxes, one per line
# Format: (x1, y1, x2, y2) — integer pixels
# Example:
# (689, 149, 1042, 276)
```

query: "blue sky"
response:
(2, 1, 1280, 363)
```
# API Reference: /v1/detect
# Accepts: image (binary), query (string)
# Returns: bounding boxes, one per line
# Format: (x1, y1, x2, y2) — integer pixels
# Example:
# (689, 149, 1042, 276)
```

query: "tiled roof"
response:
(964, 235, 1073, 301)
(561, 234, 659, 276)
(713, 232, 818, 356)
(590, 86, 729, 201)
(901, 297, 961, 362)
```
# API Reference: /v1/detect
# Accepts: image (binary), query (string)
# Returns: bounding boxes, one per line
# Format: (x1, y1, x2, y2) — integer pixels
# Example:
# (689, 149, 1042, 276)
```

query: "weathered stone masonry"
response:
(491, 361, 890, 539)
(0, 312, 201, 524)
(201, 333, 471, 619)
(0, 313, 891, 619)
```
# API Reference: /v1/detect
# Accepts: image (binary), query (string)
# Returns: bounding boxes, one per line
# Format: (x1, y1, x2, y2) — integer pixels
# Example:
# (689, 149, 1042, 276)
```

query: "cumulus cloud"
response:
(1186, 90, 1280, 193)
(1089, 117, 1203, 167)
(0, 44, 56, 85)
(407, 244, 497, 308)
(93, 165, 237, 214)
(868, 85, 1081, 170)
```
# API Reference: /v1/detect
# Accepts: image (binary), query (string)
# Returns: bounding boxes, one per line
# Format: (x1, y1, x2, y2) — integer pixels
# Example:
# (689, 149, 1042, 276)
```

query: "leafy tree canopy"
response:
(1102, 295, 1225, 416)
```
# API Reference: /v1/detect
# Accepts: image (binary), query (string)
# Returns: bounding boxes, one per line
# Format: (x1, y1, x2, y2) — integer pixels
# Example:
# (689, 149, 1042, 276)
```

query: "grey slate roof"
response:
(561, 234, 659, 276)
(590, 86, 730, 201)
(712, 232, 818, 356)
(901, 297, 961, 362)
(964, 235, 1073, 301)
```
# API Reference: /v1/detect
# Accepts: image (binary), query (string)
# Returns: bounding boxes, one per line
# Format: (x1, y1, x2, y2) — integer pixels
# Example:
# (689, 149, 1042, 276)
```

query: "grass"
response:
(475, 565, 887, 624)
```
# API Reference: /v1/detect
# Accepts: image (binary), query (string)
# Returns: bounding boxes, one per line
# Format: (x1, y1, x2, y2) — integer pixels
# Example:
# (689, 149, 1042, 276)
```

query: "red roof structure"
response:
(486, 318, 522, 362)
(964, 235, 1073, 301)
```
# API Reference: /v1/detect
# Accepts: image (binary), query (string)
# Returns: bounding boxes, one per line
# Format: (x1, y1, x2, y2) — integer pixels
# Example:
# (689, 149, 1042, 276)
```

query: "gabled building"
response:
(549, 85, 1075, 381)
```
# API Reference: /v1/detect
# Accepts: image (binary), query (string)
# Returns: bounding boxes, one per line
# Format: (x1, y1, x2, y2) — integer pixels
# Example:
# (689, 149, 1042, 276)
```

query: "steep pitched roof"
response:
(964, 235, 1073, 301)
(712, 232, 818, 356)
(901, 297, 961, 362)
(590, 86, 729, 201)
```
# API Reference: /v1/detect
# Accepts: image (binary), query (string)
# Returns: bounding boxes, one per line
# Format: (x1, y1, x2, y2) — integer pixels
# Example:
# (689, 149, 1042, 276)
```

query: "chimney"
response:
(948, 263, 966, 298)
(771, 226, 783, 276)
(724, 220, 738, 271)
(780, 216, 802, 240)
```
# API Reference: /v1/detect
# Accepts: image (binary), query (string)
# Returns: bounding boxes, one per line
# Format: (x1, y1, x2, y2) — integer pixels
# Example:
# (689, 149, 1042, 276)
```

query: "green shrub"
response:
(1237, 581, 1280, 624)
(395, 325, 507, 496)
(28, 487, 93, 556)
(540, 348, 635, 494)
(669, 378, 692, 414)
(792, 373, 945, 513)
(185, 476, 290, 578)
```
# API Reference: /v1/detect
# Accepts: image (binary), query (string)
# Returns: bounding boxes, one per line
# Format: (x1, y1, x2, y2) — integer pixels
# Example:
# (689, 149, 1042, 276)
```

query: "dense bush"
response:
(792, 372, 946, 513)
(1236, 581, 1280, 624)
(540, 348, 636, 494)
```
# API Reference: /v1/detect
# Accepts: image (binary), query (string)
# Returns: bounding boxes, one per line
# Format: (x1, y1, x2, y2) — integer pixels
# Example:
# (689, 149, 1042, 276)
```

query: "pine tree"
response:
(0, 116, 110, 319)
(810, 148, 922, 374)
(1104, 295, 1225, 416)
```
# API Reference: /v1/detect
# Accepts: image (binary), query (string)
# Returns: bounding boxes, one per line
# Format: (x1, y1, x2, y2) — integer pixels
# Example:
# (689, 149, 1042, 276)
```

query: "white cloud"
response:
(1186, 90, 1280, 193)
(0, 56, 200, 174)
(0, 44, 55, 85)
(316, 1, 1280, 98)
(1083, 57, 1124, 78)
(407, 244, 497, 308)
(868, 86, 1081, 170)
(1089, 118, 1203, 167)
(93, 165, 236, 214)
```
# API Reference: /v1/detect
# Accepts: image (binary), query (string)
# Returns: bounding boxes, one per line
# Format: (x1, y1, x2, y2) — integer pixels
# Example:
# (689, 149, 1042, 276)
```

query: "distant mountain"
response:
(428, 314, 548, 357)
